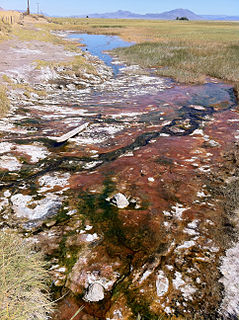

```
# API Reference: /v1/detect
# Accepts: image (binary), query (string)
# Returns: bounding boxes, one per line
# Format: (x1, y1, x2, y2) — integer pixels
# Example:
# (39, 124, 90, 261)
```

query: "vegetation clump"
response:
(0, 85, 10, 117)
(176, 16, 189, 20)
(0, 231, 53, 320)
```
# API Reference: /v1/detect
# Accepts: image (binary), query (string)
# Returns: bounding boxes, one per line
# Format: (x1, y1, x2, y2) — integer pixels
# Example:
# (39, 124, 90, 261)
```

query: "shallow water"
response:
(68, 33, 133, 74)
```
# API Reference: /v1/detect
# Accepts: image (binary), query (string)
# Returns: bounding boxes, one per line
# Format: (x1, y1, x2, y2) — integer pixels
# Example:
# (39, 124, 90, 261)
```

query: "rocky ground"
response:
(0, 19, 239, 320)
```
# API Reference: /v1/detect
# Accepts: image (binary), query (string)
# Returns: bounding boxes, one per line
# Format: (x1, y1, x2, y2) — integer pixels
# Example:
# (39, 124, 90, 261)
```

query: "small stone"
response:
(56, 267, 66, 273)
(156, 271, 169, 297)
(46, 220, 57, 227)
(84, 282, 105, 302)
(148, 177, 155, 182)
(208, 139, 220, 147)
(4, 190, 11, 198)
(108, 193, 129, 209)
(67, 209, 77, 216)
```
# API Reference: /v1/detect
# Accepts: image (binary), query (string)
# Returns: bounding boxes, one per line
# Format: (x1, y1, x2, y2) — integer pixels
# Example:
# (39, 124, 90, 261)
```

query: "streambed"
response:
(68, 33, 133, 75)
(0, 33, 238, 319)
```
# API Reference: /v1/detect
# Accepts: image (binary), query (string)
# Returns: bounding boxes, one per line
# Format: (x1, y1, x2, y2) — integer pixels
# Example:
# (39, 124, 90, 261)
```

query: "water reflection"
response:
(68, 33, 133, 75)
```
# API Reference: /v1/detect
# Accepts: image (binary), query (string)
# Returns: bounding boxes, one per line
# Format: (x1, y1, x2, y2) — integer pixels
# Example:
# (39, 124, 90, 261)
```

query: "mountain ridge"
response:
(72, 8, 239, 21)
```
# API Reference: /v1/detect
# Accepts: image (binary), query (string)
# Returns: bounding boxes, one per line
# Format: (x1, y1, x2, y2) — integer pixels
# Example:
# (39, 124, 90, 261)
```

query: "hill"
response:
(73, 8, 239, 21)
(152, 8, 202, 20)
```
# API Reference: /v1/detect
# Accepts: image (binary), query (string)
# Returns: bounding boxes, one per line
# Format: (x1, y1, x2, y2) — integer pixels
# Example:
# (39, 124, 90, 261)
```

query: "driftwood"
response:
(47, 122, 89, 143)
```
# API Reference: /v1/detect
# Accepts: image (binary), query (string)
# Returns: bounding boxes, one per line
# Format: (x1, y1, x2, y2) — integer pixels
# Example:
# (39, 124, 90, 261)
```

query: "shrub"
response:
(176, 16, 189, 20)
(0, 231, 53, 320)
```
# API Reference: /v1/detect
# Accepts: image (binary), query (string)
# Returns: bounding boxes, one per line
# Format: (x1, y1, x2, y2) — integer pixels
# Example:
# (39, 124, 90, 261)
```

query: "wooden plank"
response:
(48, 122, 89, 143)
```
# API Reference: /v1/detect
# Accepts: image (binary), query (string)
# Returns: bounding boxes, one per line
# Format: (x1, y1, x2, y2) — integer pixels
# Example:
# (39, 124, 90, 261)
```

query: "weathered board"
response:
(48, 122, 89, 143)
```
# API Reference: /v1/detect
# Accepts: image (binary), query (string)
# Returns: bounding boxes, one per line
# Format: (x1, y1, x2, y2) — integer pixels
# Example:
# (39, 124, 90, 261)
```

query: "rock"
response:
(66, 83, 76, 90)
(66, 246, 122, 296)
(108, 193, 129, 209)
(11, 193, 62, 221)
(3, 190, 11, 198)
(156, 271, 169, 297)
(46, 220, 57, 227)
(219, 242, 239, 316)
(84, 283, 105, 302)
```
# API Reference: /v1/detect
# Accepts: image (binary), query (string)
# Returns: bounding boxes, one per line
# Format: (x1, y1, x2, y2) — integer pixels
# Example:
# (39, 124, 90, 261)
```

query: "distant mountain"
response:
(78, 9, 202, 20)
(73, 8, 239, 21)
(86, 10, 141, 19)
(0, 7, 4, 11)
(201, 15, 239, 21)
(152, 8, 202, 20)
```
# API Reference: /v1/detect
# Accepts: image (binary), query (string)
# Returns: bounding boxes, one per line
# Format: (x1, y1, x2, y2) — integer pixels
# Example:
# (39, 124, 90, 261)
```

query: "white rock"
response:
(148, 177, 155, 182)
(208, 139, 220, 147)
(189, 105, 206, 111)
(173, 272, 197, 300)
(173, 272, 185, 290)
(85, 233, 99, 242)
(156, 271, 169, 297)
(4, 190, 11, 198)
(109, 193, 129, 209)
(56, 267, 66, 273)
(0, 142, 13, 154)
(171, 203, 190, 220)
(66, 209, 77, 216)
(15, 144, 49, 163)
(176, 240, 196, 250)
(84, 282, 104, 302)
(85, 225, 93, 231)
(11, 193, 61, 220)
(191, 129, 204, 136)
(0, 156, 22, 171)
(219, 242, 239, 316)
(0, 198, 9, 211)
(139, 270, 153, 284)
(38, 173, 70, 193)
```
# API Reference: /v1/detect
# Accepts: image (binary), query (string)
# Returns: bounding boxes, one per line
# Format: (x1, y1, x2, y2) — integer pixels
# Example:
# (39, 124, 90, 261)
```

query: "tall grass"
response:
(0, 85, 10, 117)
(0, 21, 12, 41)
(0, 231, 53, 320)
(114, 41, 239, 84)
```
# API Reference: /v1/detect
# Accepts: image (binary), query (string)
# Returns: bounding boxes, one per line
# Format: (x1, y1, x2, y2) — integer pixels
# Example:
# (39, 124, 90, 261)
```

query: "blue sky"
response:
(1, 0, 239, 16)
